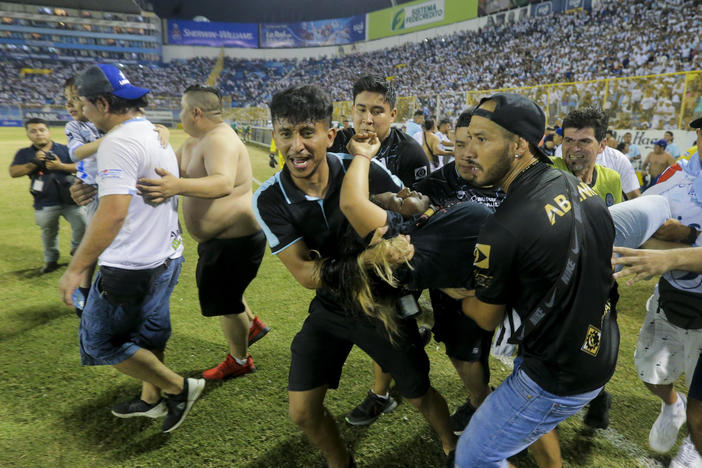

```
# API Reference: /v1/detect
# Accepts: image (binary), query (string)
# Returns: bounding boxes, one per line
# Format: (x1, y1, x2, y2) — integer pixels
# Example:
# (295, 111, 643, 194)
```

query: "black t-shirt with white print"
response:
(474, 162, 619, 396)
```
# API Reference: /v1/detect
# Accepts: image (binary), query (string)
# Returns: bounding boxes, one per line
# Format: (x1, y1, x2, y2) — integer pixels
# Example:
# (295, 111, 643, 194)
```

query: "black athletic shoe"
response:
(584, 390, 612, 429)
(111, 397, 167, 419)
(162, 378, 206, 433)
(345, 390, 398, 426)
(446, 450, 456, 468)
(419, 325, 432, 347)
(451, 398, 477, 435)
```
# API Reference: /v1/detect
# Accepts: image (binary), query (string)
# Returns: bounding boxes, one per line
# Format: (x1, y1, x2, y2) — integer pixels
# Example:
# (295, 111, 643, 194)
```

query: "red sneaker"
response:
(202, 354, 256, 380)
(248, 316, 271, 346)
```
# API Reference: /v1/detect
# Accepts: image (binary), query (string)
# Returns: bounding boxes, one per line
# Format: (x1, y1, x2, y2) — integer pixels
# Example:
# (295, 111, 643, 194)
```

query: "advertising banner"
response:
(24, 110, 71, 122)
(613, 129, 697, 165)
(260, 15, 365, 48)
(0, 119, 21, 127)
(368, 0, 478, 40)
(166, 20, 258, 48)
(530, 0, 592, 17)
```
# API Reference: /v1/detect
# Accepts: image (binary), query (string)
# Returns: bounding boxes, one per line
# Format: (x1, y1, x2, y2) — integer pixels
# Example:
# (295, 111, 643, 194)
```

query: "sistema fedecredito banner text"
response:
(260, 15, 366, 48)
(167, 19, 258, 48)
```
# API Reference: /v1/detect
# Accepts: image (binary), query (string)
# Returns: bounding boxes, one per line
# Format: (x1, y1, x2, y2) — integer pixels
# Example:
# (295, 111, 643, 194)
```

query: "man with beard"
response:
(449, 94, 619, 467)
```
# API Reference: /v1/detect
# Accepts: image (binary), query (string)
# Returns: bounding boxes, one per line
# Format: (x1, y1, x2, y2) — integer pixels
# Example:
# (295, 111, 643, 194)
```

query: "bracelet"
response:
(684, 226, 699, 245)
(354, 154, 372, 161)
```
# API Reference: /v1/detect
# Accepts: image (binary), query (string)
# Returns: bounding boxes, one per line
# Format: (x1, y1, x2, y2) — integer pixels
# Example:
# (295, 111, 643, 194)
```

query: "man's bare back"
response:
(179, 123, 259, 242)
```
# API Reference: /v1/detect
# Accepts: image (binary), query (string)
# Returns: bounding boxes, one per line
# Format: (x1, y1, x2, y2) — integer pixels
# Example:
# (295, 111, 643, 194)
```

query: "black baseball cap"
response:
(472, 93, 551, 164)
(691, 114, 702, 129)
(76, 64, 149, 99)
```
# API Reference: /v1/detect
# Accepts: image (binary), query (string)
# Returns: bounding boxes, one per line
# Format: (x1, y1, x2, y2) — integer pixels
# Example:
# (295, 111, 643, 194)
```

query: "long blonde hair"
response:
(319, 233, 413, 343)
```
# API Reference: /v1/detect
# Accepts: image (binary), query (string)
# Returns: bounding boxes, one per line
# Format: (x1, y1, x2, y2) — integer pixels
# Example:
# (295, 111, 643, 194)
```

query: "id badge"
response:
(31, 178, 44, 192)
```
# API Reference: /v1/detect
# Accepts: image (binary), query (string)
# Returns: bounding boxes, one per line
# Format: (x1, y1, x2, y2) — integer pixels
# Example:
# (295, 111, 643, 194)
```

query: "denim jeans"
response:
(33, 204, 86, 263)
(455, 363, 602, 467)
(79, 256, 183, 366)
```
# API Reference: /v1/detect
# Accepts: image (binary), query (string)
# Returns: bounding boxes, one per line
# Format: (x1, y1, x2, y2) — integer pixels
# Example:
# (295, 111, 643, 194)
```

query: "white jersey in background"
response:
(96, 118, 183, 269)
(65, 119, 102, 185)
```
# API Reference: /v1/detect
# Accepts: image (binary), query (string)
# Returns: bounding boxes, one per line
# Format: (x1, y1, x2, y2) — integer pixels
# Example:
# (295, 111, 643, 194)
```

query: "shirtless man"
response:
(642, 139, 675, 189)
(137, 84, 270, 380)
(419, 119, 453, 171)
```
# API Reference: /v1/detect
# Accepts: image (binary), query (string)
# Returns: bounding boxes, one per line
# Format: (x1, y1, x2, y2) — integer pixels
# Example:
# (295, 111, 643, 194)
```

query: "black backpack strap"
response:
(509, 174, 584, 345)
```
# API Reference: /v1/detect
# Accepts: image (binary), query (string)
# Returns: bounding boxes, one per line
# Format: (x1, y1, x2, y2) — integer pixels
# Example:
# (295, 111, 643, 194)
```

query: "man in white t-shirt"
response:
(58, 64, 205, 433)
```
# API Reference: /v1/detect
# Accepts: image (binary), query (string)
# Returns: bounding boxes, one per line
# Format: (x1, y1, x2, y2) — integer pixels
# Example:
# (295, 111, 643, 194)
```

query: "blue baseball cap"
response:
(653, 139, 667, 148)
(76, 64, 149, 100)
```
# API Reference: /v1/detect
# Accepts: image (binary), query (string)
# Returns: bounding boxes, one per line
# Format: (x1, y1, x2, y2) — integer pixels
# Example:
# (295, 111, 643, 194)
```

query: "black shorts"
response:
(288, 295, 431, 399)
(430, 289, 493, 377)
(196, 231, 266, 317)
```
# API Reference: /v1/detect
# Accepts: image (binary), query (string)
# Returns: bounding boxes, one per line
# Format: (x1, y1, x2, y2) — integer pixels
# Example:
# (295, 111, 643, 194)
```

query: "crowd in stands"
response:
(0, 0, 700, 126)
(0, 56, 213, 108)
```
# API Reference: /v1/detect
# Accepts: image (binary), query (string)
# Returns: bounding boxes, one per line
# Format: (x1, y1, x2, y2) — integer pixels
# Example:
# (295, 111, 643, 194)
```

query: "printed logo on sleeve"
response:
(414, 167, 428, 179)
(98, 168, 124, 179)
(581, 325, 602, 356)
(473, 243, 491, 269)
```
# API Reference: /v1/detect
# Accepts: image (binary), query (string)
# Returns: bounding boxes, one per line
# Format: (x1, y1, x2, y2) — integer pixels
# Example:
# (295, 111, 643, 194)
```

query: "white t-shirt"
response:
(554, 145, 640, 193)
(596, 146, 641, 194)
(96, 118, 184, 269)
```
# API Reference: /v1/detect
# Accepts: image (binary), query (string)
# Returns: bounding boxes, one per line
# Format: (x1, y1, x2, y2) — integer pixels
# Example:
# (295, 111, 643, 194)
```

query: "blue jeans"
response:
(33, 204, 86, 263)
(455, 363, 602, 467)
(79, 257, 183, 366)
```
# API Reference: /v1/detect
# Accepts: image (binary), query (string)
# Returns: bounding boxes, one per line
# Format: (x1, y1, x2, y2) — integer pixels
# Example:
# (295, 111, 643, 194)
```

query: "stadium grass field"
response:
(0, 126, 684, 467)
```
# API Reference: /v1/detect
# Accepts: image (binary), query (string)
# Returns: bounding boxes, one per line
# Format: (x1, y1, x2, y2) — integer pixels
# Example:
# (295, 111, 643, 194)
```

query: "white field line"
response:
(494, 357, 665, 468)
(252, 177, 262, 186)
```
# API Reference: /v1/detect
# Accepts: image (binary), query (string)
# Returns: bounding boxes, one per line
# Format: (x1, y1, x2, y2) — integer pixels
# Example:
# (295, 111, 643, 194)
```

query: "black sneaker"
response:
(446, 450, 455, 468)
(584, 390, 611, 429)
(41, 261, 58, 274)
(450, 398, 477, 435)
(345, 390, 398, 426)
(419, 325, 432, 347)
(162, 378, 206, 433)
(111, 397, 167, 419)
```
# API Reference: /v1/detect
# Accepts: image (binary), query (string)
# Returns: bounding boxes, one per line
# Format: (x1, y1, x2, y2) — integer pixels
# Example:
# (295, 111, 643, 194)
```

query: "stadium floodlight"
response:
(193, 16, 210, 22)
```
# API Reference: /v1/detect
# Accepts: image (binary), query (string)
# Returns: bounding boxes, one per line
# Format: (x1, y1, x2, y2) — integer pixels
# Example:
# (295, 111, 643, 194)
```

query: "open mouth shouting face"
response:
(273, 119, 336, 180)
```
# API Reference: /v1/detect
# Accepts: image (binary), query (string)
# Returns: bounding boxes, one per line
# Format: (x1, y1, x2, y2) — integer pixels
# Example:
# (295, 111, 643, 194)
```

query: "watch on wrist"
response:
(685, 226, 699, 245)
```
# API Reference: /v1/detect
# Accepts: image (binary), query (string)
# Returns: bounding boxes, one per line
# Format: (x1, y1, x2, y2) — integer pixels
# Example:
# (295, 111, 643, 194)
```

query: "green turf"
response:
(0, 127, 679, 467)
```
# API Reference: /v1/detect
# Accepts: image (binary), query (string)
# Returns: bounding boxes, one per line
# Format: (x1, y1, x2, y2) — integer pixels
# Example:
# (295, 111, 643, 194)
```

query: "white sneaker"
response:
(669, 436, 702, 468)
(650, 392, 687, 453)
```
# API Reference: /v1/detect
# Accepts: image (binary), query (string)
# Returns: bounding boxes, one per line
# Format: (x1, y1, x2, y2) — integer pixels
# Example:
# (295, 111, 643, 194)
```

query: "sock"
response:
(232, 355, 248, 365)
(664, 393, 683, 412)
(249, 316, 257, 329)
(372, 390, 389, 400)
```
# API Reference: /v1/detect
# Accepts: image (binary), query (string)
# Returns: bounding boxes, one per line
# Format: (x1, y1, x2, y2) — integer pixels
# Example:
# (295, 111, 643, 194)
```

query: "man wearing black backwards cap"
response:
(448, 93, 619, 467)
(57, 64, 205, 433)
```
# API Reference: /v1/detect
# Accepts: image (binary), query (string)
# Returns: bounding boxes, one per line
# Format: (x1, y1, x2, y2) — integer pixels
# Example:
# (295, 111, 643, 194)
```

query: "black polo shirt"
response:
(11, 142, 75, 209)
(474, 163, 619, 396)
(331, 127, 429, 189)
(254, 152, 402, 312)
(415, 161, 505, 209)
(383, 202, 491, 290)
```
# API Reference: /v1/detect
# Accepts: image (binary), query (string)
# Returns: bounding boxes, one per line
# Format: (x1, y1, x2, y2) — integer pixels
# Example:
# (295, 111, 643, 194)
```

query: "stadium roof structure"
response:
(13, 0, 141, 14)
(150, 0, 415, 23)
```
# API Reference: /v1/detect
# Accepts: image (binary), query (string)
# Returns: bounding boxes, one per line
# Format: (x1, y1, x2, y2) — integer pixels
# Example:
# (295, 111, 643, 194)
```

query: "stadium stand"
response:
(0, 0, 699, 127)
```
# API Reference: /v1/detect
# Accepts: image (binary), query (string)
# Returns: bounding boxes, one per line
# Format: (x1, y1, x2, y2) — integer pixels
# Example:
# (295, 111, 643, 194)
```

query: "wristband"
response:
(684, 226, 699, 245)
(354, 154, 372, 161)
